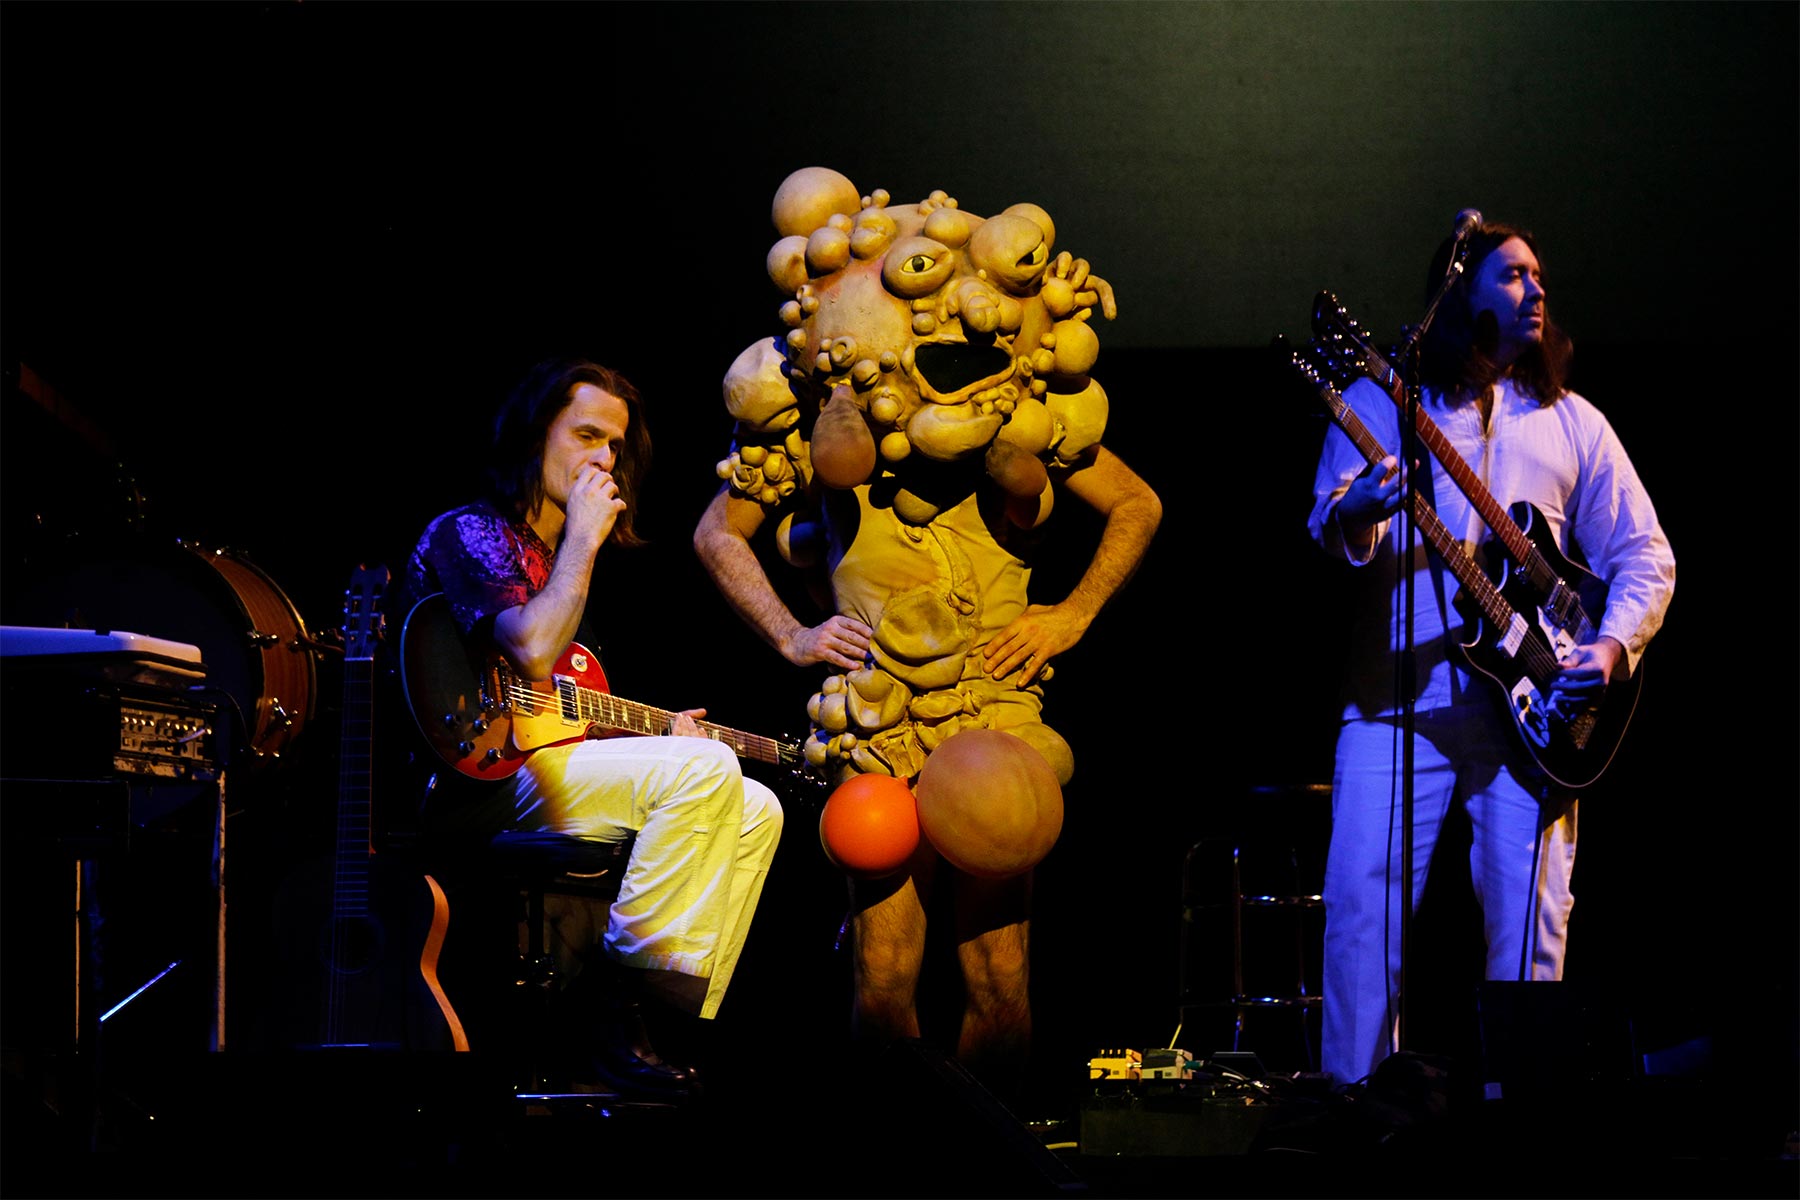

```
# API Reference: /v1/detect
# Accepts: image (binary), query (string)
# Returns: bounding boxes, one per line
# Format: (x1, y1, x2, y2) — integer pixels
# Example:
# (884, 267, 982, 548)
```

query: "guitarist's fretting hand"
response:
(1334, 454, 1404, 537)
(668, 708, 709, 738)
(1332, 454, 1406, 562)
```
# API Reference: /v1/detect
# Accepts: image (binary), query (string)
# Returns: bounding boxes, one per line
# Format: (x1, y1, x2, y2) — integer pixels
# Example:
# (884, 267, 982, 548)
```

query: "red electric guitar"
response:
(399, 591, 808, 783)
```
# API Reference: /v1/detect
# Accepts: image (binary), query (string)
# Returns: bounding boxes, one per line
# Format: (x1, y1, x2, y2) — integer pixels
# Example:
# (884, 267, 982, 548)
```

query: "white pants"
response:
(512, 736, 783, 1019)
(1321, 705, 1577, 1085)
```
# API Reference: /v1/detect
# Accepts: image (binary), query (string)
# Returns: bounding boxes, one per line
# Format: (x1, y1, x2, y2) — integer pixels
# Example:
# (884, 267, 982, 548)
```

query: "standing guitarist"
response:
(1308, 222, 1675, 1087)
(404, 356, 783, 1092)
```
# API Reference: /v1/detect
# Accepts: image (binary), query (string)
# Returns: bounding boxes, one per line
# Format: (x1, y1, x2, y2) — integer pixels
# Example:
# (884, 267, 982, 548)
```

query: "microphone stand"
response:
(1385, 236, 1471, 1055)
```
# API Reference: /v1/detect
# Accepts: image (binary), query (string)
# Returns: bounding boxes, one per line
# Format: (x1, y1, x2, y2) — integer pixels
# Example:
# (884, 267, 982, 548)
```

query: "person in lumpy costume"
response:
(695, 168, 1161, 1090)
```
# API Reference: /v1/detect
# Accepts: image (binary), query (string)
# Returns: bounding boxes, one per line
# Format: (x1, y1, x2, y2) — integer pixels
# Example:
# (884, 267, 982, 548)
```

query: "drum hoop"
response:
(187, 543, 313, 639)
(178, 542, 317, 757)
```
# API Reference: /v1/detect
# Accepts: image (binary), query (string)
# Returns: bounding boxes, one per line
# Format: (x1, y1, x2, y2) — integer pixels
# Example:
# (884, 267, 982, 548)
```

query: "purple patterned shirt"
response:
(406, 502, 555, 636)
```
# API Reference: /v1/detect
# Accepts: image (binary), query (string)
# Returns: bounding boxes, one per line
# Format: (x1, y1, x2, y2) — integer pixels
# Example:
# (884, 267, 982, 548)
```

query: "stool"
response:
(1179, 783, 1329, 1073)
(482, 830, 634, 1095)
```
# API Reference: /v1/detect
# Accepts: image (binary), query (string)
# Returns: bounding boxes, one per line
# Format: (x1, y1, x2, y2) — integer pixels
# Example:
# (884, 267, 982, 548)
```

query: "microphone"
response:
(1408, 210, 1486, 353)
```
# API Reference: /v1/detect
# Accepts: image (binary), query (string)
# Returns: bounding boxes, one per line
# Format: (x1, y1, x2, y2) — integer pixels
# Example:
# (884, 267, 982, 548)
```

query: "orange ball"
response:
(818, 772, 921, 879)
(915, 729, 1064, 879)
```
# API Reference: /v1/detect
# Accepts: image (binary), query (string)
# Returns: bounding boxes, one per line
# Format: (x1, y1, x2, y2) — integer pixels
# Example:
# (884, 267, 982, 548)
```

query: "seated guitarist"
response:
(404, 355, 783, 1092)
(1308, 222, 1675, 1087)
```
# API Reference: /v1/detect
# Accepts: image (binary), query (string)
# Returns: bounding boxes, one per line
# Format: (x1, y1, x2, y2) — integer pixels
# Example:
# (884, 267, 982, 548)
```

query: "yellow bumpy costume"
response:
(716, 167, 1120, 791)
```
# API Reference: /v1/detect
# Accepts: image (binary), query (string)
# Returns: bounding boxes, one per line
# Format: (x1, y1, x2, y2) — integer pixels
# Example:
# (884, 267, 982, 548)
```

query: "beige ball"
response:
(915, 730, 1064, 879)
(772, 167, 862, 238)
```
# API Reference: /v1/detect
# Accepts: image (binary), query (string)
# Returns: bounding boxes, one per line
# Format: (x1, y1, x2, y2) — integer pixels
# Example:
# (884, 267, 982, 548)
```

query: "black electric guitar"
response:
(1312, 290, 1631, 654)
(1289, 306, 1642, 788)
(399, 591, 812, 789)
(272, 565, 469, 1050)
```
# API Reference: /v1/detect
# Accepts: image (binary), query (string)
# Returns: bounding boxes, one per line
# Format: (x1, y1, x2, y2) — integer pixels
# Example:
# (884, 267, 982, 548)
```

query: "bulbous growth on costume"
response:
(985, 439, 1050, 502)
(716, 166, 1125, 798)
(819, 772, 920, 880)
(915, 730, 1064, 879)
(812, 385, 877, 490)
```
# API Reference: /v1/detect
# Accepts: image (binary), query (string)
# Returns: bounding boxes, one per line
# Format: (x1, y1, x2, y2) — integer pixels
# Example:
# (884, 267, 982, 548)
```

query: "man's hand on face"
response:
(567, 464, 627, 550)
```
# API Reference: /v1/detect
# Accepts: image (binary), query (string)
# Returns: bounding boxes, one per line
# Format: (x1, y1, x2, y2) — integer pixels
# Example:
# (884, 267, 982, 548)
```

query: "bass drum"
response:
(8, 541, 317, 768)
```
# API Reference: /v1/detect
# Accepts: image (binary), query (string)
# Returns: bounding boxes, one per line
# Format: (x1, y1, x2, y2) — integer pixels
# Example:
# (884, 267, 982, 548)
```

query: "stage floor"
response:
(7, 1040, 1795, 1200)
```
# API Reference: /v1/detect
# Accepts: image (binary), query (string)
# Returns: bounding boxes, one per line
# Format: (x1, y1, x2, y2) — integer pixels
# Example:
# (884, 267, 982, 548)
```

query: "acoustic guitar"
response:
(272, 565, 469, 1050)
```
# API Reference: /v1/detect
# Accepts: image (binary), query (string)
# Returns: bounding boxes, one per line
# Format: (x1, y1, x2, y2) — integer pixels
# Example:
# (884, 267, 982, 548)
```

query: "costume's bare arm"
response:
(984, 446, 1162, 684)
(1055, 446, 1164, 625)
(694, 489, 871, 670)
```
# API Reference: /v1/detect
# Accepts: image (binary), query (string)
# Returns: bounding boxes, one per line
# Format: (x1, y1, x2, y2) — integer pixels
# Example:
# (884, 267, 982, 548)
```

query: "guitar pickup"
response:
(1499, 613, 1529, 658)
(553, 676, 581, 723)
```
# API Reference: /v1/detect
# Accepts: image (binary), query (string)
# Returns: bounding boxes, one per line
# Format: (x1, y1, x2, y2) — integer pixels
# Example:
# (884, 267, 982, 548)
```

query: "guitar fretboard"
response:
(547, 678, 793, 766)
(334, 656, 376, 918)
(1305, 366, 1579, 690)
(1322, 300, 1595, 641)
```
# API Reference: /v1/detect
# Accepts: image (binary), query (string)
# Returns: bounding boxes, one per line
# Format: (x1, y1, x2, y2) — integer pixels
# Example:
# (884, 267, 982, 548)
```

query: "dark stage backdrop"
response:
(3, 1, 1794, 1118)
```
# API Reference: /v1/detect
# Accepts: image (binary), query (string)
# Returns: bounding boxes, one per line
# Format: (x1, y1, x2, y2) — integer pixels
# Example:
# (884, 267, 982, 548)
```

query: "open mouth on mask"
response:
(912, 339, 1014, 400)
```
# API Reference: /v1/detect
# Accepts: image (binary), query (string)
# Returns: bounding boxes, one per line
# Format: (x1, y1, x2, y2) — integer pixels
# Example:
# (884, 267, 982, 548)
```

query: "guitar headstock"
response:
(1283, 340, 1338, 398)
(1311, 289, 1368, 344)
(342, 564, 390, 662)
(1305, 289, 1404, 400)
(1274, 325, 1356, 402)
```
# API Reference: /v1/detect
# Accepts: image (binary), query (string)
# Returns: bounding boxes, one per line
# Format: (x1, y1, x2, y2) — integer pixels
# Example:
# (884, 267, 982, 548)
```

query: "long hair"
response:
(485, 356, 652, 547)
(1417, 222, 1572, 404)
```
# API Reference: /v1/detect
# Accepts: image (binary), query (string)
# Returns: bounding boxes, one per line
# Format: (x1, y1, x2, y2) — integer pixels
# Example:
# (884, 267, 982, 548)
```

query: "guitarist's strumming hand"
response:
(1549, 636, 1624, 712)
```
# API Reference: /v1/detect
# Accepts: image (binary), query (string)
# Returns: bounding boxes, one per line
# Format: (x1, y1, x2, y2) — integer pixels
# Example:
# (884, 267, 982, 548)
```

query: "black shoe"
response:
(592, 1004, 701, 1096)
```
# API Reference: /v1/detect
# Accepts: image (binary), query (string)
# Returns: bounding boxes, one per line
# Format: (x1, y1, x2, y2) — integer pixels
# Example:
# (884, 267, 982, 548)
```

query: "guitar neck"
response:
(1353, 344, 1553, 593)
(335, 653, 377, 915)
(567, 683, 791, 766)
(1315, 379, 1519, 633)
(334, 564, 388, 918)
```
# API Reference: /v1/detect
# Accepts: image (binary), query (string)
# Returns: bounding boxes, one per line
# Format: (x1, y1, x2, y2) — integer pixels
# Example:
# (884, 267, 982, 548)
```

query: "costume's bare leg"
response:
(849, 844, 937, 1042)
(953, 869, 1033, 1089)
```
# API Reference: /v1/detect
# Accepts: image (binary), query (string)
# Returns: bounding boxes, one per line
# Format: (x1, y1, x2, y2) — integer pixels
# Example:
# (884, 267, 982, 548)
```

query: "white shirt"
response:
(1308, 376, 1676, 719)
